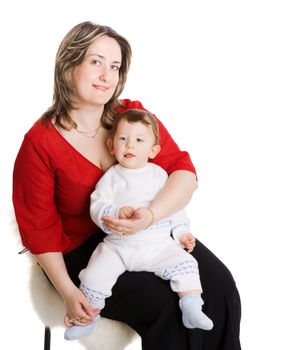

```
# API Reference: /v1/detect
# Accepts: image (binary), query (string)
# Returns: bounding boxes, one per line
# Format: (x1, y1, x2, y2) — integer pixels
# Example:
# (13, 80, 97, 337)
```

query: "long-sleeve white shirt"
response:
(90, 163, 190, 241)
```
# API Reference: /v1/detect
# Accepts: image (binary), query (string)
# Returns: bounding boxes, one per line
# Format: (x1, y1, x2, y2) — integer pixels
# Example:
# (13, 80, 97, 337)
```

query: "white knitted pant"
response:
(79, 235, 202, 309)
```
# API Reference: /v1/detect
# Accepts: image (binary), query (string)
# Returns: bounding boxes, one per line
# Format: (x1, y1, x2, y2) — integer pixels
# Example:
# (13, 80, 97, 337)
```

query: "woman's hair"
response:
(41, 21, 132, 129)
(109, 109, 160, 145)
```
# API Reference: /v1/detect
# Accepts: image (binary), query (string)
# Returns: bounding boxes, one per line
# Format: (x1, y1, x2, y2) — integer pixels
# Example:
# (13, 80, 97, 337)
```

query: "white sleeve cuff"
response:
(171, 223, 190, 246)
(100, 205, 119, 234)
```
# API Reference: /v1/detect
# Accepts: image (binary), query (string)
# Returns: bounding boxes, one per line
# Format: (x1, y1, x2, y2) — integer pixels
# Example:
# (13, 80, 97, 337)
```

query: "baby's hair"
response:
(110, 109, 160, 144)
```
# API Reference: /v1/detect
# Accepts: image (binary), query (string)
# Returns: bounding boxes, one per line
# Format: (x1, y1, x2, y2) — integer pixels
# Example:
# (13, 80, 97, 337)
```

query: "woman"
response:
(13, 21, 241, 350)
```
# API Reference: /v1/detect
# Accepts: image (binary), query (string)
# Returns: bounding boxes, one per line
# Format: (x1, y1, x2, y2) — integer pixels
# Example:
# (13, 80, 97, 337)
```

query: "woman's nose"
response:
(99, 65, 110, 82)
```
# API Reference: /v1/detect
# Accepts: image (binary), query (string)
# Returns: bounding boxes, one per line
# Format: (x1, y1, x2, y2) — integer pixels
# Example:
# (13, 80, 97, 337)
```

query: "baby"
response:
(64, 108, 213, 340)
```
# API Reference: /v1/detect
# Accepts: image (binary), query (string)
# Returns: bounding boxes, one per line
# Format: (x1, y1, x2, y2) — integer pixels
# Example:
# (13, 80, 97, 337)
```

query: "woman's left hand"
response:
(103, 207, 153, 235)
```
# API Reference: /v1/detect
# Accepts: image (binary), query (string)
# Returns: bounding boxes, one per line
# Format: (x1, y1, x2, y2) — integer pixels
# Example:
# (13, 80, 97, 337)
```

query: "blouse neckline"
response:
(51, 123, 104, 174)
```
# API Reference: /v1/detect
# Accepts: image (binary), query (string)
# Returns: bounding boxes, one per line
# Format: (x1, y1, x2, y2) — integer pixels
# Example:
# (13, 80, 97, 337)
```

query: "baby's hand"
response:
(179, 233, 196, 253)
(118, 206, 135, 219)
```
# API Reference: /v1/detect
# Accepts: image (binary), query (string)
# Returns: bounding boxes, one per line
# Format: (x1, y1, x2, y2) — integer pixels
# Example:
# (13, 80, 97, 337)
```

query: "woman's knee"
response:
(146, 276, 179, 315)
(193, 240, 237, 292)
(103, 272, 180, 323)
(127, 272, 180, 315)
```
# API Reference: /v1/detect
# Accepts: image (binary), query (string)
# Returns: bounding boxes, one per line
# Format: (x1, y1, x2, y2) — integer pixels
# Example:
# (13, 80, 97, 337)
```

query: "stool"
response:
(28, 257, 141, 349)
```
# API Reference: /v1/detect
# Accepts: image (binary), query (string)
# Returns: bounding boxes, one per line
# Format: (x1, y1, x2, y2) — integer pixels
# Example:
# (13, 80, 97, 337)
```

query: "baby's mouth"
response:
(124, 153, 135, 158)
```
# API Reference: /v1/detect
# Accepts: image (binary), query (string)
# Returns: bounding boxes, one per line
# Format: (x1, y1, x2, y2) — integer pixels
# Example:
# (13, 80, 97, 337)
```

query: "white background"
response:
(1, 0, 281, 349)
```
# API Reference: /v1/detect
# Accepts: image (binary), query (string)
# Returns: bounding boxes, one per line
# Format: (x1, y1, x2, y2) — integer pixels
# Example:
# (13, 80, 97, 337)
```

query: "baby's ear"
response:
(107, 138, 115, 155)
(149, 145, 161, 159)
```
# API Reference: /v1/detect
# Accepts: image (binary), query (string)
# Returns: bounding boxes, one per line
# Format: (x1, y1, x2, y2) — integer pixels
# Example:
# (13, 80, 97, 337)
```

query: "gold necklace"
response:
(75, 125, 101, 139)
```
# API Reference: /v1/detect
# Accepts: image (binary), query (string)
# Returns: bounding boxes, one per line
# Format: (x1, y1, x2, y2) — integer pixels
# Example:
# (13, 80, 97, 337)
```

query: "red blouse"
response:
(13, 99, 196, 254)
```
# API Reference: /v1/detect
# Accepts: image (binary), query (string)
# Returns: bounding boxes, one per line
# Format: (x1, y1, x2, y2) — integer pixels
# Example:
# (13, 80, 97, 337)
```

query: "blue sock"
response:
(179, 295, 213, 330)
(64, 315, 101, 341)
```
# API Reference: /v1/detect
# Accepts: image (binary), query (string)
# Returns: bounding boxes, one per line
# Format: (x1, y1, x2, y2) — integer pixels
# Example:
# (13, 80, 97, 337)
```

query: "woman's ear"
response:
(149, 144, 161, 159)
(107, 138, 115, 155)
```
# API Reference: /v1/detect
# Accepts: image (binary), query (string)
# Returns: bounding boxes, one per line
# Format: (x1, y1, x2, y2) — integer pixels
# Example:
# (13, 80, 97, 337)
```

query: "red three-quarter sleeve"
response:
(152, 117, 197, 175)
(13, 132, 69, 254)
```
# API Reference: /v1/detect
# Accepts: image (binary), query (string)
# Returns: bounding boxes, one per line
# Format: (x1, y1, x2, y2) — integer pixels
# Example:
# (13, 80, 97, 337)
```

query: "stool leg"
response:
(44, 326, 51, 350)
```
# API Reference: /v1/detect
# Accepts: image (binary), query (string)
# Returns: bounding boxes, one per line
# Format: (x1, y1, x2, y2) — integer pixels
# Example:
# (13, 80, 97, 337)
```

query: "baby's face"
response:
(111, 120, 159, 169)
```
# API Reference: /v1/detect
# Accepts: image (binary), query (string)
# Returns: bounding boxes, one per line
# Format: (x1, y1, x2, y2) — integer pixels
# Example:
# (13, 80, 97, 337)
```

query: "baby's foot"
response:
(64, 315, 101, 340)
(179, 295, 213, 330)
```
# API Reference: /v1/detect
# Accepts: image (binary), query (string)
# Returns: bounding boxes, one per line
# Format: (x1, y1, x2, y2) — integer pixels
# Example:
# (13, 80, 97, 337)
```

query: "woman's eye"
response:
(91, 60, 101, 65)
(111, 65, 120, 71)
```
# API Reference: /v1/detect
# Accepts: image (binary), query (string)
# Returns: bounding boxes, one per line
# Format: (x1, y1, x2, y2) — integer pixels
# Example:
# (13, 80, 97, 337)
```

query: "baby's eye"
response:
(136, 138, 144, 143)
(119, 136, 126, 141)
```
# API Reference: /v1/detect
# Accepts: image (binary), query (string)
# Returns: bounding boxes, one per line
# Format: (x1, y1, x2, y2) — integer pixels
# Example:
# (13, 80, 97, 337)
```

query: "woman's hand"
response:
(103, 207, 154, 235)
(63, 285, 100, 327)
(179, 233, 196, 253)
(33, 252, 99, 328)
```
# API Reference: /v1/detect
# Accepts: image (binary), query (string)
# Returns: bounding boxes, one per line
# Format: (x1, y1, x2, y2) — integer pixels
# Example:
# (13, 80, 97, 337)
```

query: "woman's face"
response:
(72, 35, 122, 109)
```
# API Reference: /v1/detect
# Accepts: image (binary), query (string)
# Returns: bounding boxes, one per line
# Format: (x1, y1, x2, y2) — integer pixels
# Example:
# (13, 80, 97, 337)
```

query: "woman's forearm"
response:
(149, 170, 198, 222)
(34, 252, 75, 298)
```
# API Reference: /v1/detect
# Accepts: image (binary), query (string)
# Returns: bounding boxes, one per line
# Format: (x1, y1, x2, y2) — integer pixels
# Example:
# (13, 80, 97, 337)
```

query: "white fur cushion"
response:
(11, 215, 140, 350)
(28, 257, 141, 350)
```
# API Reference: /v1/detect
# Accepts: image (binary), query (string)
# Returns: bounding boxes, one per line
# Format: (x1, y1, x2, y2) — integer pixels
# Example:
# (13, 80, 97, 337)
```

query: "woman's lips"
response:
(93, 84, 109, 91)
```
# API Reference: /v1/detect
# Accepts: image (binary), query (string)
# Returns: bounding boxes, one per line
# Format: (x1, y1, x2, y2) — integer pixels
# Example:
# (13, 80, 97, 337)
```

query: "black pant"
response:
(64, 232, 241, 350)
